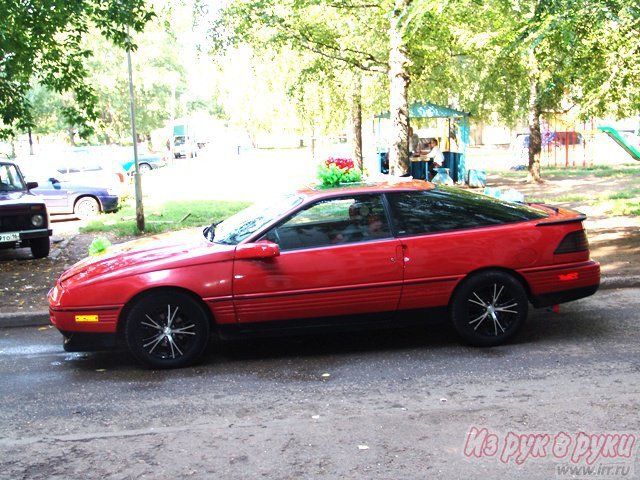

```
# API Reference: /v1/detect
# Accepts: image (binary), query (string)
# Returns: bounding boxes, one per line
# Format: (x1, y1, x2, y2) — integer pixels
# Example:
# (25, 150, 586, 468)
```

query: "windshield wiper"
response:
(203, 221, 220, 242)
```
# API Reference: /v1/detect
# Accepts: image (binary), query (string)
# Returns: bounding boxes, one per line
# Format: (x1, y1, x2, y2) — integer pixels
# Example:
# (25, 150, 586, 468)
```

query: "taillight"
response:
(555, 230, 589, 254)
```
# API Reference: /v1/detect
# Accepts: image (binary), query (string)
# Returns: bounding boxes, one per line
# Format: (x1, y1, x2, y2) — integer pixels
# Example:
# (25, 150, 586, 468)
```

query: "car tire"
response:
(124, 291, 211, 369)
(450, 271, 528, 347)
(138, 163, 151, 173)
(30, 237, 50, 259)
(74, 197, 101, 219)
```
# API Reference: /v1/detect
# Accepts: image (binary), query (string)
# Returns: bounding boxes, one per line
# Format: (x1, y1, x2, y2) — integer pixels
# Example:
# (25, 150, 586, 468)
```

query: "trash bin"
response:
(379, 151, 389, 174)
(443, 152, 462, 183)
(410, 159, 427, 180)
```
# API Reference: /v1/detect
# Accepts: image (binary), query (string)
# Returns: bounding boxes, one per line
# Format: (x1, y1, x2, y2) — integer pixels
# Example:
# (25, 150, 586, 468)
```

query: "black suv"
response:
(0, 161, 52, 258)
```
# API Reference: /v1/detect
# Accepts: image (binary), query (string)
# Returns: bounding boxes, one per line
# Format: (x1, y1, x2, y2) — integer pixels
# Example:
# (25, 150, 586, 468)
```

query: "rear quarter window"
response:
(387, 187, 548, 236)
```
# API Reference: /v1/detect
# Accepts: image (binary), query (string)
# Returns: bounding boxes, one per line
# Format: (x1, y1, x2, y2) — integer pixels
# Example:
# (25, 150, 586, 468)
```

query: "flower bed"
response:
(317, 157, 362, 187)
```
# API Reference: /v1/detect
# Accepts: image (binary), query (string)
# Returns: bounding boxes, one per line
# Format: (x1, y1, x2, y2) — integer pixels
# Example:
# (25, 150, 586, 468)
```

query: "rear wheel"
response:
(30, 237, 50, 258)
(125, 291, 210, 369)
(450, 271, 528, 347)
(74, 197, 100, 219)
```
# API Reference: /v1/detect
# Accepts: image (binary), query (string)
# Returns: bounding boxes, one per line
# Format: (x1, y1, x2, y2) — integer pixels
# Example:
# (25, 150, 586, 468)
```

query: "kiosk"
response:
(375, 102, 471, 183)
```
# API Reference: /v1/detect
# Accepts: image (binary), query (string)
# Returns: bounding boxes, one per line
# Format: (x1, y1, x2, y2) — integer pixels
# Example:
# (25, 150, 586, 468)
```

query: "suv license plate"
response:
(0, 232, 20, 242)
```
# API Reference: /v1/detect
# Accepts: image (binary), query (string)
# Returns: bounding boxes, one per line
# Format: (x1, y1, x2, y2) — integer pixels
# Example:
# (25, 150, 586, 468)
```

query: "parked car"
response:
(16, 148, 128, 198)
(52, 148, 127, 187)
(23, 172, 120, 219)
(0, 161, 52, 258)
(120, 153, 168, 174)
(49, 181, 600, 368)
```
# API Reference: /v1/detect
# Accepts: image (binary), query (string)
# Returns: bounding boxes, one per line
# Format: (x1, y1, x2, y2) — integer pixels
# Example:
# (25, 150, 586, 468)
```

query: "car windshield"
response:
(209, 194, 304, 245)
(0, 164, 27, 192)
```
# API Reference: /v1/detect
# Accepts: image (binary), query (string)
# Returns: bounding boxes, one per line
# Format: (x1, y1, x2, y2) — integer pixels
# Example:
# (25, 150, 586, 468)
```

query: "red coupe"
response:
(49, 181, 600, 368)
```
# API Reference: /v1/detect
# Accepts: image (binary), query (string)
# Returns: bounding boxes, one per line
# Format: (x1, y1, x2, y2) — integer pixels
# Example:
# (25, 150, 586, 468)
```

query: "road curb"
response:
(1, 275, 638, 329)
(0, 310, 49, 328)
(600, 275, 640, 290)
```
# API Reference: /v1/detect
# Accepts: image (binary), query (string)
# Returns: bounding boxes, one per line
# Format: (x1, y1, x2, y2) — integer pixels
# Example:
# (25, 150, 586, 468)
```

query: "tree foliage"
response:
(0, 0, 155, 140)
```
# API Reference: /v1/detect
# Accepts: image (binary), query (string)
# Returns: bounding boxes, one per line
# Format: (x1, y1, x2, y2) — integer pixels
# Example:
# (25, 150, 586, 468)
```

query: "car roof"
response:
(297, 179, 435, 200)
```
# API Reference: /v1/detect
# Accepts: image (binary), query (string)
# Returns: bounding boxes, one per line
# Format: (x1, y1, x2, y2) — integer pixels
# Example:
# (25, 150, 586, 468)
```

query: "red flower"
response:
(326, 157, 354, 171)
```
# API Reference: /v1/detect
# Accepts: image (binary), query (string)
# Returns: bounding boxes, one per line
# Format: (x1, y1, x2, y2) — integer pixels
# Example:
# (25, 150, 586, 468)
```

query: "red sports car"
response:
(49, 181, 600, 368)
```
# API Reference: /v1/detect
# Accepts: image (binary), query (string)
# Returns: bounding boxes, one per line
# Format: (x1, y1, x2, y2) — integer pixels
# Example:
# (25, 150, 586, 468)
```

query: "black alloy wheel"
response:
(125, 291, 210, 368)
(450, 271, 528, 347)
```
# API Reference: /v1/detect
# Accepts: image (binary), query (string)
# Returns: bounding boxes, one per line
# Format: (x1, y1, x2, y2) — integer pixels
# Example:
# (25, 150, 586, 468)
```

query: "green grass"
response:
(81, 199, 251, 237)
(488, 163, 640, 178)
(608, 201, 640, 216)
(608, 187, 640, 200)
(603, 187, 640, 215)
(488, 164, 639, 216)
(528, 187, 640, 217)
(540, 164, 640, 178)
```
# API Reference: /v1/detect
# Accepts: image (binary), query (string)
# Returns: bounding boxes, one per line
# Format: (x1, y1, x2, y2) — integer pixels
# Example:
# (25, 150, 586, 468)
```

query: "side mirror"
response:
(235, 241, 280, 260)
(26, 181, 39, 190)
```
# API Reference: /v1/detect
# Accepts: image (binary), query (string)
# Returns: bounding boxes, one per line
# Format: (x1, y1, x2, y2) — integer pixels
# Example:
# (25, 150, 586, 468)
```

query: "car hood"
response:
(60, 228, 236, 286)
(0, 190, 44, 206)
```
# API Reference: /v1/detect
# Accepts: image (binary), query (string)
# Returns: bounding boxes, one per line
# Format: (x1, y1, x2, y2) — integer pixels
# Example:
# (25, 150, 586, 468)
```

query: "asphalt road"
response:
(1, 288, 639, 479)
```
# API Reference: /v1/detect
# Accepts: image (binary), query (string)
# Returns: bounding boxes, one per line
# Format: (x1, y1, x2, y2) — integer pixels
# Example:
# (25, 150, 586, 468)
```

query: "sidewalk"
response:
(2, 274, 638, 329)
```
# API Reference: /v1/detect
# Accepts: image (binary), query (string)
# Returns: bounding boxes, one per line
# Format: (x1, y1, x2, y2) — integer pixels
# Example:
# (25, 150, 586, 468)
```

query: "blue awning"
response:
(375, 102, 471, 119)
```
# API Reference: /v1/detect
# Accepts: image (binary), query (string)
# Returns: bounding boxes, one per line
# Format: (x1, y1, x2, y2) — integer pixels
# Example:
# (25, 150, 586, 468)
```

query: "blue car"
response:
(27, 175, 119, 219)
(121, 154, 168, 174)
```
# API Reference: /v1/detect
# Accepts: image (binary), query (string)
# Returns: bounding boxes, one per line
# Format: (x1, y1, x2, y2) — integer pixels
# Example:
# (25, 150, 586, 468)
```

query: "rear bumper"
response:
(530, 284, 599, 308)
(519, 260, 600, 308)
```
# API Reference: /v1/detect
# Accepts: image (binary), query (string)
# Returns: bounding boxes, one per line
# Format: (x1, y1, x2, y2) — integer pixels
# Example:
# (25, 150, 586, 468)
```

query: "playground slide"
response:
(598, 126, 640, 161)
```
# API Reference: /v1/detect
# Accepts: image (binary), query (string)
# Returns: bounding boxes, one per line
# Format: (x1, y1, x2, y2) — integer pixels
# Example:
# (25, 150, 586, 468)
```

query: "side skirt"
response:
(216, 307, 449, 340)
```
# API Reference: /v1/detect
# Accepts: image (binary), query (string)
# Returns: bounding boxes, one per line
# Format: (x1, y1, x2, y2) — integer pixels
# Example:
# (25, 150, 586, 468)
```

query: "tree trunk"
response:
(527, 56, 543, 183)
(28, 127, 34, 155)
(387, 0, 411, 176)
(350, 73, 363, 171)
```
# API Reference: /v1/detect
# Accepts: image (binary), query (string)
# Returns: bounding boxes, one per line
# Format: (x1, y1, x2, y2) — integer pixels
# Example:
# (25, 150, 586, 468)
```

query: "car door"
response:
(386, 189, 546, 310)
(232, 194, 404, 324)
(31, 177, 71, 213)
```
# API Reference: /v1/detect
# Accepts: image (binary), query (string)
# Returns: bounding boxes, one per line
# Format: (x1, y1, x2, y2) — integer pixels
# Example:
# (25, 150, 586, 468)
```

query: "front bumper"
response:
(0, 228, 52, 249)
(20, 228, 53, 240)
(49, 306, 120, 333)
(99, 195, 120, 213)
(59, 330, 118, 352)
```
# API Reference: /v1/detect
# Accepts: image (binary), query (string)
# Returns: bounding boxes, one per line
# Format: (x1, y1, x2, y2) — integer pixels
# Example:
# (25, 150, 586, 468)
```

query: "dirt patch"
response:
(1, 173, 638, 313)
(0, 232, 128, 313)
(485, 173, 640, 278)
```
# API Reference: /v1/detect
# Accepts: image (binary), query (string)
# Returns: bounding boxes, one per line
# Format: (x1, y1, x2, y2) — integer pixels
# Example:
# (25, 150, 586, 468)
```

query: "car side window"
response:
(263, 194, 391, 251)
(387, 188, 547, 236)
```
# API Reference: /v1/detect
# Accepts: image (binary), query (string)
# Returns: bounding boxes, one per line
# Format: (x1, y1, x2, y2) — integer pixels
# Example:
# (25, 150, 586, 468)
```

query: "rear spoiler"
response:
(536, 213, 587, 226)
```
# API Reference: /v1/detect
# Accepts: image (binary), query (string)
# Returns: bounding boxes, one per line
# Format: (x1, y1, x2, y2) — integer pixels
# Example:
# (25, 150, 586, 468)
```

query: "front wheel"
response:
(124, 291, 210, 368)
(30, 237, 50, 258)
(450, 271, 528, 347)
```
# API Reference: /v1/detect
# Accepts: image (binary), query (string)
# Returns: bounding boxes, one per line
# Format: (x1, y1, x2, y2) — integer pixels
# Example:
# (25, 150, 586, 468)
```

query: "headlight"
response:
(31, 214, 44, 227)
